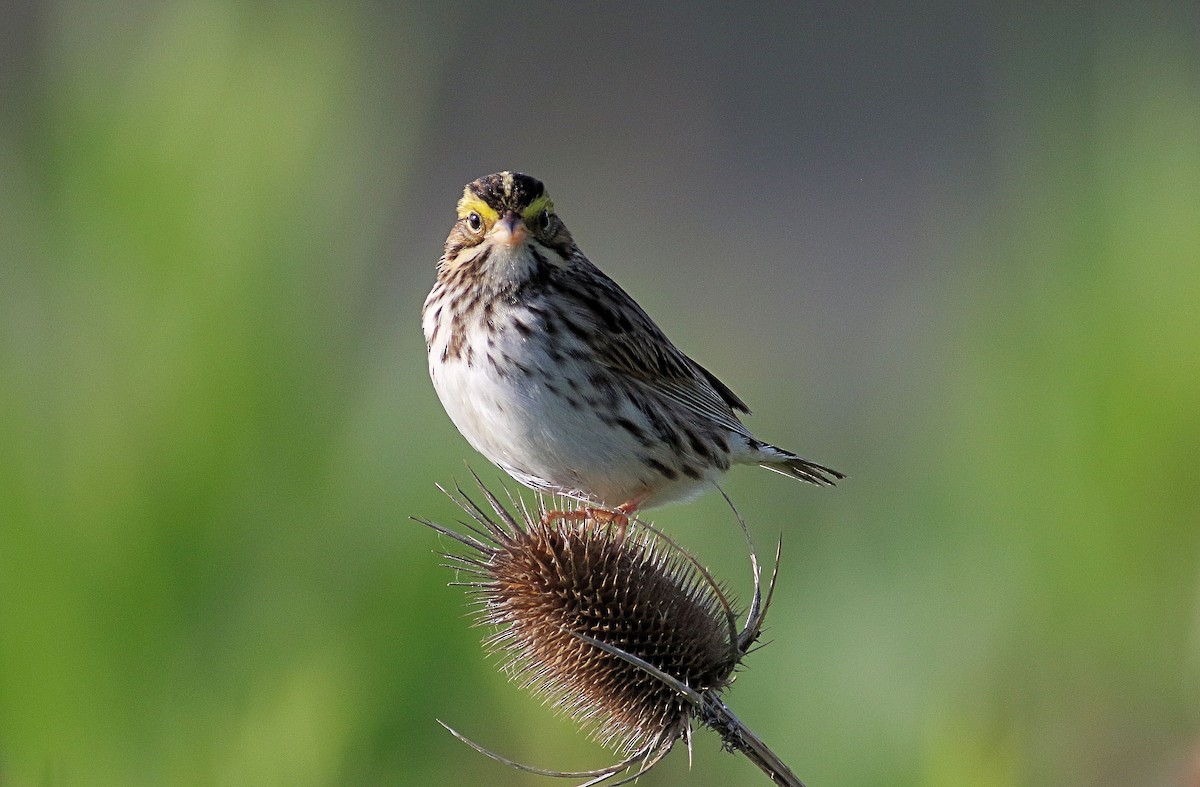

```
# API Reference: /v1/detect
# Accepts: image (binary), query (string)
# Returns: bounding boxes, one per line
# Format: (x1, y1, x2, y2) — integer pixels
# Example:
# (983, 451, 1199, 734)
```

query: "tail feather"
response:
(752, 442, 845, 486)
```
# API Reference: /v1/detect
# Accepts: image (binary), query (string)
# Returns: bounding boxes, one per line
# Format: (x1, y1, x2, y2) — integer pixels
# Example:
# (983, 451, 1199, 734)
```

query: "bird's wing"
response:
(553, 267, 752, 436)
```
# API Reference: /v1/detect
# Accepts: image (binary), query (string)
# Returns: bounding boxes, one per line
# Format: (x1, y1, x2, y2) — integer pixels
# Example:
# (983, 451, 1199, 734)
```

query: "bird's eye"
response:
(536, 209, 551, 233)
(467, 212, 483, 232)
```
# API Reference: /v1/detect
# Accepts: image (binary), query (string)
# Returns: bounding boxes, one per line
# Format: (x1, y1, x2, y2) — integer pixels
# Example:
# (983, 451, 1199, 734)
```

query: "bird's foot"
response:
(540, 501, 640, 536)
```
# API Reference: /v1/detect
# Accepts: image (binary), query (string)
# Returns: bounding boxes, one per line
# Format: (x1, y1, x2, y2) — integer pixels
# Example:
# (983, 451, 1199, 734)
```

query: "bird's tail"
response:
(753, 442, 845, 487)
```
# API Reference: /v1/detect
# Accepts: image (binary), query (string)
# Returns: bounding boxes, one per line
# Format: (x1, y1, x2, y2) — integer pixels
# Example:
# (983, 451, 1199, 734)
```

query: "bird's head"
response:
(439, 171, 576, 288)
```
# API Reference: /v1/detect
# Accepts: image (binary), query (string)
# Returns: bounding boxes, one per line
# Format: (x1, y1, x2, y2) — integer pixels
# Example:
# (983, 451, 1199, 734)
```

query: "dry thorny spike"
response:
(413, 470, 805, 787)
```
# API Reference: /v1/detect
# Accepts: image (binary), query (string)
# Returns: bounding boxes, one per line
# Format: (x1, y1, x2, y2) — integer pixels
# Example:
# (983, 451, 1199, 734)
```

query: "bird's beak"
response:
(493, 211, 528, 248)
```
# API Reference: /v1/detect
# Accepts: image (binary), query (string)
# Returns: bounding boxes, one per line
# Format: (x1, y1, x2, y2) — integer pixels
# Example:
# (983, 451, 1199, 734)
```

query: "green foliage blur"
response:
(1, 3, 1197, 785)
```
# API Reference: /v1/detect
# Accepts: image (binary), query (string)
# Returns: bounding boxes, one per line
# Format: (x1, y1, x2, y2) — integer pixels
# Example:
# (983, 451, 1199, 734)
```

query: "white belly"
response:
(427, 335, 715, 506)
(431, 359, 648, 504)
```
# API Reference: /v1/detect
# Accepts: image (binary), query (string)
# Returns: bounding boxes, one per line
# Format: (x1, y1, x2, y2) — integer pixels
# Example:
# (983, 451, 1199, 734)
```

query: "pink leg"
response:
(540, 493, 648, 530)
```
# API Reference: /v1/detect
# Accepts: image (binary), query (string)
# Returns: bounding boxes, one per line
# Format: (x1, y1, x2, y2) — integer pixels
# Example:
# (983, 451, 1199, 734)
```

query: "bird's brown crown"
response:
(457, 171, 553, 224)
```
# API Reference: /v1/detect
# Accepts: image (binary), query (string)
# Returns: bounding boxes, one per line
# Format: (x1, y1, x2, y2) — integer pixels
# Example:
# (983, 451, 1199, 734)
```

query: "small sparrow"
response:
(422, 172, 841, 516)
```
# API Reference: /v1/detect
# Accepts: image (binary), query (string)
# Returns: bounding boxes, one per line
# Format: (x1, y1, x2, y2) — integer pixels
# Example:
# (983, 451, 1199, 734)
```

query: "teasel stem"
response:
(578, 610, 804, 787)
(415, 471, 806, 786)
(703, 695, 805, 787)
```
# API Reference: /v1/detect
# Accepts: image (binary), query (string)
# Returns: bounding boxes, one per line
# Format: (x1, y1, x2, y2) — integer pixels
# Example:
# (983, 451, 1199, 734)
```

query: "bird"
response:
(422, 172, 842, 519)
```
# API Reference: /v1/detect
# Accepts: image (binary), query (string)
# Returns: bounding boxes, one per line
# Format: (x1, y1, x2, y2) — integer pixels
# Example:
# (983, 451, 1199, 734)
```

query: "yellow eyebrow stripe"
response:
(456, 188, 553, 224)
(457, 191, 499, 223)
(521, 194, 554, 220)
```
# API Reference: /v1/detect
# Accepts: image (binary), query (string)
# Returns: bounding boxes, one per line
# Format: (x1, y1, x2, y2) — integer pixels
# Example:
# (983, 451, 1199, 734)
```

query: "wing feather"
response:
(553, 265, 751, 437)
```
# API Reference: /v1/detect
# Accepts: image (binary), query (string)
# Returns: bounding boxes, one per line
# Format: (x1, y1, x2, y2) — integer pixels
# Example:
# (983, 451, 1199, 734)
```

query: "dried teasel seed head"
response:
(422, 486, 742, 757)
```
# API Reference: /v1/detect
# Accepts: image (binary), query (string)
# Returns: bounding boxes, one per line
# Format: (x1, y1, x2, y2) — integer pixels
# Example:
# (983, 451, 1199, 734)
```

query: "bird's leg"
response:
(540, 496, 645, 535)
(589, 500, 641, 538)
(540, 507, 591, 525)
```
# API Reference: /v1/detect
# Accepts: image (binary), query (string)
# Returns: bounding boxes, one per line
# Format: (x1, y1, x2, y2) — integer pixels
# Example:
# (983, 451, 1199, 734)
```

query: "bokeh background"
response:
(2, 2, 1198, 785)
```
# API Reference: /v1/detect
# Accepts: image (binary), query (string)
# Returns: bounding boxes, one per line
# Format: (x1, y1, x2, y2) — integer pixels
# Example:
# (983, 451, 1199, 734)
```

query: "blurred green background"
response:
(2, 2, 1198, 785)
